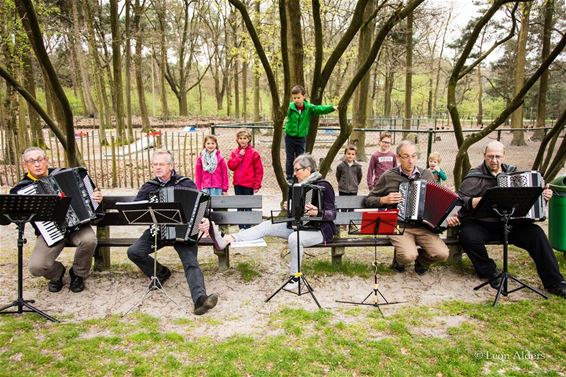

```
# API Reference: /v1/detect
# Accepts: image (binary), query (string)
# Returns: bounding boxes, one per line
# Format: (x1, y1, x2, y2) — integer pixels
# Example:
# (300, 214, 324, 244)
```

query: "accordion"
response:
(496, 170, 545, 221)
(149, 187, 210, 243)
(286, 182, 324, 229)
(17, 168, 99, 246)
(397, 180, 462, 233)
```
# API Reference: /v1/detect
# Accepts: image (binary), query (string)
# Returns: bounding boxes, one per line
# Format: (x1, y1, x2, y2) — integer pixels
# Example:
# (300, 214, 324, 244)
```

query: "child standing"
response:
(336, 145, 362, 196)
(195, 135, 228, 195)
(428, 151, 447, 185)
(367, 132, 397, 191)
(284, 84, 337, 181)
(228, 129, 264, 229)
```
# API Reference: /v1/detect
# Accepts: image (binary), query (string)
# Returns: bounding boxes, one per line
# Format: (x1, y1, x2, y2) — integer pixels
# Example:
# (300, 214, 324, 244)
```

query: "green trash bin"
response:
(549, 175, 566, 252)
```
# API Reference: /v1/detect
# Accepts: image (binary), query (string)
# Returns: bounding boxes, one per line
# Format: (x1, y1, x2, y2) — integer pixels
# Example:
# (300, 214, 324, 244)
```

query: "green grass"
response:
(303, 259, 393, 279)
(235, 261, 262, 282)
(1, 298, 564, 376)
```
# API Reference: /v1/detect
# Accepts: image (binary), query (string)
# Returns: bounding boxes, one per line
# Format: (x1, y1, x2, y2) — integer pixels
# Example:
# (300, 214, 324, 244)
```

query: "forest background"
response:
(0, 0, 565, 196)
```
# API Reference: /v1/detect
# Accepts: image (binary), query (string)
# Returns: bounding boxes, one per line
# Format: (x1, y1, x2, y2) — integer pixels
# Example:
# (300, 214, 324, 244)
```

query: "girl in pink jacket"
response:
(195, 135, 228, 196)
(227, 129, 264, 228)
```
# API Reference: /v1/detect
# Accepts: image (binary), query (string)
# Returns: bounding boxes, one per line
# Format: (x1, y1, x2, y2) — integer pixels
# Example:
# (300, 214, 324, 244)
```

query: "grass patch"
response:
(1, 296, 565, 376)
(235, 261, 262, 282)
(302, 259, 392, 278)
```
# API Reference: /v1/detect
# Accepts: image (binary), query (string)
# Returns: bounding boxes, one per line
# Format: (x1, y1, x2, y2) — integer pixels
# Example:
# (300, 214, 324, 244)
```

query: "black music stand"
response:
(472, 186, 548, 306)
(0, 194, 71, 322)
(116, 201, 188, 315)
(265, 207, 322, 309)
(336, 210, 404, 317)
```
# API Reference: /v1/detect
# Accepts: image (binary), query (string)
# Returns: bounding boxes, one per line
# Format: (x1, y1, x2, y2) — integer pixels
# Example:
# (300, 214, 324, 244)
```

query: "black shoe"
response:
(391, 251, 406, 273)
(414, 259, 429, 276)
(194, 293, 218, 315)
(69, 267, 85, 293)
(547, 281, 566, 298)
(148, 266, 171, 289)
(48, 266, 66, 293)
(488, 275, 503, 290)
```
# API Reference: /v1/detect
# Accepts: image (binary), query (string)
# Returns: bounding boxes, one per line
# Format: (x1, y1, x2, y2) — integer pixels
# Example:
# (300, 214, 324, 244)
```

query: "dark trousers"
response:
(285, 135, 306, 180)
(235, 185, 254, 229)
(127, 229, 206, 304)
(459, 220, 564, 289)
(338, 191, 357, 212)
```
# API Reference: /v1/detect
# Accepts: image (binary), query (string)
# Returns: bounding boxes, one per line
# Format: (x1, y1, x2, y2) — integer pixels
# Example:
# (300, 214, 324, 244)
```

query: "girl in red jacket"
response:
(228, 129, 264, 228)
(195, 135, 228, 196)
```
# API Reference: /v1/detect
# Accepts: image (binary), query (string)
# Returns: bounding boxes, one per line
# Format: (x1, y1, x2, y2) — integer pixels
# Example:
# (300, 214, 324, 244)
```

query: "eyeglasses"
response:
(24, 156, 46, 165)
(380, 140, 392, 145)
(485, 154, 504, 161)
(151, 162, 171, 167)
(293, 167, 307, 173)
(398, 154, 417, 160)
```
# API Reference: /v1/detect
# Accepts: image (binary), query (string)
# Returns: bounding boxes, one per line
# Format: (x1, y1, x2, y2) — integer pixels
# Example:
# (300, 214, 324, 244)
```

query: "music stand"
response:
(472, 186, 548, 306)
(0, 194, 71, 322)
(336, 210, 404, 317)
(116, 201, 188, 316)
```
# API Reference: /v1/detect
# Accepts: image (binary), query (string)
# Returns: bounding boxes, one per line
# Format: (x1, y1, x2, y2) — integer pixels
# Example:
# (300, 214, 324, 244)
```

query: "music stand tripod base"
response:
(265, 272, 322, 309)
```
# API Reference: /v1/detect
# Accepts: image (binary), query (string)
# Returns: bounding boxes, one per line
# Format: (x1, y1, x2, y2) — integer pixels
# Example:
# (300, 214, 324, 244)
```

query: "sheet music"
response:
(229, 238, 267, 248)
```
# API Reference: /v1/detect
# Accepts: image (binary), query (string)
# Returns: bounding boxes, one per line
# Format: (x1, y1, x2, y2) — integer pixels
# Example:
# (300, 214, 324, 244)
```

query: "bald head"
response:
(483, 141, 505, 175)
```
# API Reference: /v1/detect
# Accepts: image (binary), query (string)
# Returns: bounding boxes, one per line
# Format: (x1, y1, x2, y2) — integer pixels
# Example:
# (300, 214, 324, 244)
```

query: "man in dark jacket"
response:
(458, 141, 566, 298)
(10, 147, 102, 293)
(363, 140, 458, 275)
(127, 150, 218, 314)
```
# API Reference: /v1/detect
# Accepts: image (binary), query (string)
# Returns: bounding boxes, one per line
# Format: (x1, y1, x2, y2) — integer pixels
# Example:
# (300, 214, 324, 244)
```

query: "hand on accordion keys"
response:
(381, 192, 402, 205)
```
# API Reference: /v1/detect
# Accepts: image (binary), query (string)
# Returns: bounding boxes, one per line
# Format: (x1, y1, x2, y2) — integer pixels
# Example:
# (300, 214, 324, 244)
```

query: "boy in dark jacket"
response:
(336, 145, 363, 212)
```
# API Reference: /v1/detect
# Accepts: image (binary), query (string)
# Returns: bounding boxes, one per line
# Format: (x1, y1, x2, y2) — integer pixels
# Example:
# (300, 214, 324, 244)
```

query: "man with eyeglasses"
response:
(127, 150, 219, 315)
(458, 141, 566, 298)
(364, 140, 455, 275)
(10, 147, 103, 293)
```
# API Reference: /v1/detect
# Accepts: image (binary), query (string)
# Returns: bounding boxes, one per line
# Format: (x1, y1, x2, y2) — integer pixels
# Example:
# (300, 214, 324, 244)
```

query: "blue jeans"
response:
(285, 135, 306, 180)
(127, 229, 207, 304)
(203, 187, 223, 196)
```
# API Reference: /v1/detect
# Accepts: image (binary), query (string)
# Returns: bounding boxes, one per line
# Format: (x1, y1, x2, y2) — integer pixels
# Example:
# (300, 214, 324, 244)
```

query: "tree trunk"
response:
(21, 48, 46, 148)
(476, 65, 483, 126)
(234, 57, 240, 118)
(384, 67, 394, 117)
(286, 0, 304, 87)
(134, 0, 150, 130)
(510, 2, 531, 146)
(125, 0, 134, 139)
(403, 12, 413, 131)
(350, 0, 376, 162)
(532, 0, 553, 141)
(110, 0, 127, 144)
(242, 60, 248, 121)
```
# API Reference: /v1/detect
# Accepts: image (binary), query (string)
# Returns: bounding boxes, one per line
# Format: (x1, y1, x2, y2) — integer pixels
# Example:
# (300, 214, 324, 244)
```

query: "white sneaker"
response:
(209, 222, 227, 250)
(284, 278, 299, 290)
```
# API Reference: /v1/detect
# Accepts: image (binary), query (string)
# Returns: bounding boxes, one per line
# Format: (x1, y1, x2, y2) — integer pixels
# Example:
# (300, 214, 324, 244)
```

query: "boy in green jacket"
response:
(284, 85, 337, 181)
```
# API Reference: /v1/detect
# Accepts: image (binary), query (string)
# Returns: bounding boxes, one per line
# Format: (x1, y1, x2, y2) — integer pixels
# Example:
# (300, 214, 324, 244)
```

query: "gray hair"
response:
(152, 149, 174, 164)
(396, 140, 416, 155)
(293, 153, 317, 171)
(21, 147, 46, 161)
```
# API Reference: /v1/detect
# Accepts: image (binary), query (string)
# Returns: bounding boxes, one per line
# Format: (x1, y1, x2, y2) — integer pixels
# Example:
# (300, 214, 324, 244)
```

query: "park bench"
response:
(305, 195, 463, 265)
(92, 195, 263, 271)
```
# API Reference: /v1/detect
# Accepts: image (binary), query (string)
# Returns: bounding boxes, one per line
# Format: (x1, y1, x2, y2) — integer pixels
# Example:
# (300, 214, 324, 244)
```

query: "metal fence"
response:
(0, 122, 562, 194)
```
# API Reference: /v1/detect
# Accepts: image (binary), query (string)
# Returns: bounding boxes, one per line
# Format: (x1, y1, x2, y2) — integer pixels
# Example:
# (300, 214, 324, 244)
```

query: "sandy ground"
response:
(0, 199, 548, 339)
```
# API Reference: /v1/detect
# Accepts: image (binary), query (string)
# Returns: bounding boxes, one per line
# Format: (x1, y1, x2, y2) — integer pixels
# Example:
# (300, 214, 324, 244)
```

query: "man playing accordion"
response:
(10, 147, 103, 293)
(363, 140, 459, 275)
(458, 141, 566, 298)
(127, 150, 218, 315)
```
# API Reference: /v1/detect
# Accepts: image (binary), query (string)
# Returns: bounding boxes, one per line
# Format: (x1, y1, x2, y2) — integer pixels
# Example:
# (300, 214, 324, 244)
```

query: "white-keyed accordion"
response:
(397, 180, 462, 233)
(17, 168, 99, 246)
(149, 187, 210, 243)
(496, 170, 545, 221)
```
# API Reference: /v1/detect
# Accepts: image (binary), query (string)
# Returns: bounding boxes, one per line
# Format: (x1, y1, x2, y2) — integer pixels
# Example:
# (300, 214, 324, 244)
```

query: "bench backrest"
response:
(334, 195, 366, 226)
(98, 195, 263, 226)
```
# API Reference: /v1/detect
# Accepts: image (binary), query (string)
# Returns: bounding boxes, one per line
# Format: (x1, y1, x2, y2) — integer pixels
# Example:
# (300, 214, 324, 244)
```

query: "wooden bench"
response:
(93, 195, 263, 271)
(305, 195, 463, 265)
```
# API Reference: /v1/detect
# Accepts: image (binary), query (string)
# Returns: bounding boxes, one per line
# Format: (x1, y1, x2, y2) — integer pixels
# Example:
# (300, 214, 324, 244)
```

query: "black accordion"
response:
(286, 182, 324, 230)
(496, 171, 545, 221)
(149, 187, 210, 243)
(397, 180, 462, 233)
(17, 167, 99, 246)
